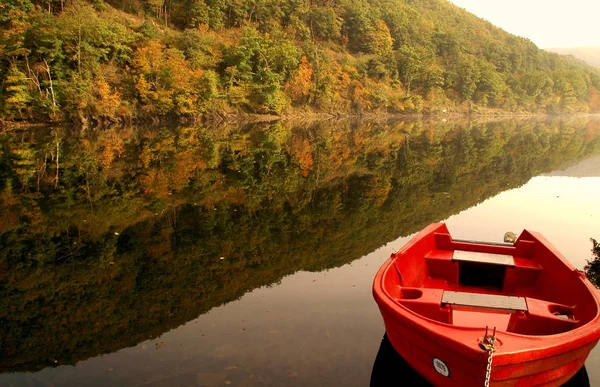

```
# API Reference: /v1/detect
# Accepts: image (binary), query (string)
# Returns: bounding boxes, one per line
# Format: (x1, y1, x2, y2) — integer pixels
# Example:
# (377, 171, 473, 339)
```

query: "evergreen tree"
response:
(3, 64, 31, 117)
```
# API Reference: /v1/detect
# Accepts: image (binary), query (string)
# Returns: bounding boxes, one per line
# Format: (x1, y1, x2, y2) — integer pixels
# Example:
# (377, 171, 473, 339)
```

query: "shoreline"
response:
(1, 110, 598, 130)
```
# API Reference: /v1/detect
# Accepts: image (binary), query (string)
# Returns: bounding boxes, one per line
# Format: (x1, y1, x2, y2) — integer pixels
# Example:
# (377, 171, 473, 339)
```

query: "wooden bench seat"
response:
(452, 250, 515, 266)
(442, 291, 528, 312)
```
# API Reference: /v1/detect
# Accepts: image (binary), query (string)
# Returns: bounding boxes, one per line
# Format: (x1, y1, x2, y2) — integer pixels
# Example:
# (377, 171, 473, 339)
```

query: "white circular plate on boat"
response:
(433, 357, 450, 377)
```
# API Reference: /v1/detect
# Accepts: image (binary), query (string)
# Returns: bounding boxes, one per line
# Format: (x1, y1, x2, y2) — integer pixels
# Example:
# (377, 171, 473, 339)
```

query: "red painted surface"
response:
(373, 223, 600, 386)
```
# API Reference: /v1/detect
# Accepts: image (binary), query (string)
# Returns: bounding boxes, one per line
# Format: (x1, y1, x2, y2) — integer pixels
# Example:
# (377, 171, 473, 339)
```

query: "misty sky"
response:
(447, 0, 600, 48)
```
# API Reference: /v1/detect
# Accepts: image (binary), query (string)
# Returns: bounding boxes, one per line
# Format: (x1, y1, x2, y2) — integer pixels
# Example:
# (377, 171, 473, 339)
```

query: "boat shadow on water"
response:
(370, 334, 590, 387)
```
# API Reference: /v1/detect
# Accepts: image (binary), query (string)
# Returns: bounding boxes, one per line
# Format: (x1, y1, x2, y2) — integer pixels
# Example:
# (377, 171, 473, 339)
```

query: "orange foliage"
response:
(338, 70, 352, 91)
(290, 137, 314, 177)
(140, 169, 170, 197)
(138, 137, 176, 169)
(169, 151, 206, 191)
(94, 76, 124, 119)
(285, 56, 313, 106)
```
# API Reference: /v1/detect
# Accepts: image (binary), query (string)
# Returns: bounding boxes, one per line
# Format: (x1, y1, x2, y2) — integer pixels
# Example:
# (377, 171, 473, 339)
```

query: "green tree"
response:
(308, 6, 341, 41)
(584, 239, 600, 288)
(3, 64, 31, 117)
(396, 46, 431, 96)
(223, 27, 298, 114)
(456, 55, 480, 102)
(474, 60, 504, 106)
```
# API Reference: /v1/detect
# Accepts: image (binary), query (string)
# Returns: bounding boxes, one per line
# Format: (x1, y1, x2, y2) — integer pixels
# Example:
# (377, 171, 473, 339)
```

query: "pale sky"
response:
(447, 0, 600, 48)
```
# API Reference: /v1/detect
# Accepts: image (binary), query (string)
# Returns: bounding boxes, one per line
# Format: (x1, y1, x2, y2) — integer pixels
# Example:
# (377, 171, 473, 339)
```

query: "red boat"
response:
(373, 223, 600, 386)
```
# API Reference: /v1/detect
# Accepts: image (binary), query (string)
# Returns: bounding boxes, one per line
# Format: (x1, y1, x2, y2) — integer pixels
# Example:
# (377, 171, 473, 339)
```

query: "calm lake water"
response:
(1, 117, 600, 386)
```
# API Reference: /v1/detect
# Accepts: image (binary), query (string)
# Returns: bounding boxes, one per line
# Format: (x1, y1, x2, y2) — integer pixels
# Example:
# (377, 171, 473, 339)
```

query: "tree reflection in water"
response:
(1, 117, 600, 374)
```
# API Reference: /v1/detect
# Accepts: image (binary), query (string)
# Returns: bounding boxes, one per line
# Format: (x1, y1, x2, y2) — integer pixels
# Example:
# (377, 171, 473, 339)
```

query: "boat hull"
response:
(373, 223, 600, 387)
(370, 333, 591, 387)
(378, 305, 596, 386)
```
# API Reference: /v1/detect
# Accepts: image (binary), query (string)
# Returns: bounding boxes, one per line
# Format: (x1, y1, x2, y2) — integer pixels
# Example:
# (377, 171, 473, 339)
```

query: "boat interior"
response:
(385, 225, 599, 336)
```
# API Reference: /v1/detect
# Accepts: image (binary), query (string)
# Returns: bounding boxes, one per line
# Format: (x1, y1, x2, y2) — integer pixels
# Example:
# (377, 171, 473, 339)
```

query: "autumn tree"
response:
(134, 39, 205, 115)
(93, 74, 125, 119)
(3, 64, 31, 118)
(285, 56, 313, 106)
(0, 0, 33, 58)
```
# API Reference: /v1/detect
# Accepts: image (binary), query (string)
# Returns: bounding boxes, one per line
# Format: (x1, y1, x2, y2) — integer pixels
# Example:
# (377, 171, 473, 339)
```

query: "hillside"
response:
(547, 47, 600, 68)
(1, 0, 600, 124)
(545, 156, 600, 178)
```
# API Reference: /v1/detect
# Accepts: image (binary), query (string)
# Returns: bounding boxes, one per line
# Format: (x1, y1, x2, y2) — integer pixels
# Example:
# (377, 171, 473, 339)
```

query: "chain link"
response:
(481, 326, 496, 387)
(484, 346, 494, 387)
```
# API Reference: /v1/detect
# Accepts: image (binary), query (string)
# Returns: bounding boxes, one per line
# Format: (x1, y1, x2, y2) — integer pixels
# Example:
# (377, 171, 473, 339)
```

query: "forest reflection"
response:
(1, 117, 600, 374)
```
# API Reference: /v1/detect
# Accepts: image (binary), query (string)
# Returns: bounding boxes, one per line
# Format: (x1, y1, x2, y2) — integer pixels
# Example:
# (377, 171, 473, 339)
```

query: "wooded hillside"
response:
(2, 0, 600, 123)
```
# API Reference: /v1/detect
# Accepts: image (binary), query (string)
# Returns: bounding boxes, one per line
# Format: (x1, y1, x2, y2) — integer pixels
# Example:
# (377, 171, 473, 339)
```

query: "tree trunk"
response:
(77, 25, 82, 73)
(25, 56, 43, 95)
(54, 135, 60, 189)
(43, 59, 58, 119)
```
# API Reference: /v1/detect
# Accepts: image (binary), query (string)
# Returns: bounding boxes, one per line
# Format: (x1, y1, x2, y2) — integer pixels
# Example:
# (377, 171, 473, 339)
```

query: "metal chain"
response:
(481, 326, 496, 387)
(484, 346, 494, 387)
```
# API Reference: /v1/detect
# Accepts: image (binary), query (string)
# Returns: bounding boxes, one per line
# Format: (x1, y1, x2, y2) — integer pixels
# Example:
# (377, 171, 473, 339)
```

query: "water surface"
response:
(1, 117, 600, 386)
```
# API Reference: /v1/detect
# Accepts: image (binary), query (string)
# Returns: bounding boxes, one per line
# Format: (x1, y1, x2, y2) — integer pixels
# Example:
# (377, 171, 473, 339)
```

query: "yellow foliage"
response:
(133, 40, 204, 115)
(135, 76, 153, 104)
(349, 80, 371, 111)
(94, 76, 123, 119)
(97, 129, 126, 169)
(369, 19, 394, 55)
(133, 40, 163, 75)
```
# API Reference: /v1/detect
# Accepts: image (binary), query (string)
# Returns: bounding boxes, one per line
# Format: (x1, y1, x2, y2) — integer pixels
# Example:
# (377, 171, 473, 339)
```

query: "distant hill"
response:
(547, 48, 600, 68)
(546, 156, 600, 178)
(2, 0, 600, 123)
